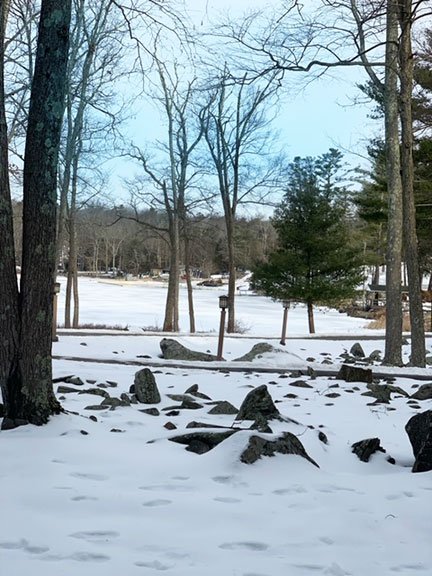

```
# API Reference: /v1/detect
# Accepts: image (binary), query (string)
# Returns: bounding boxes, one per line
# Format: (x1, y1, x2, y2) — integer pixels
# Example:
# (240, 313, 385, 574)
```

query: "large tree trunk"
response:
(163, 223, 180, 332)
(184, 235, 196, 333)
(399, 0, 425, 367)
(225, 212, 236, 333)
(4, 0, 72, 426)
(0, 1, 21, 413)
(383, 0, 403, 366)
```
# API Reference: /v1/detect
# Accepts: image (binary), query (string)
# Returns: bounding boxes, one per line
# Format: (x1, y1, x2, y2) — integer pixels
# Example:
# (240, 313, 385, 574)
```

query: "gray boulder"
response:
(208, 401, 238, 415)
(169, 430, 238, 454)
(160, 338, 218, 362)
(236, 385, 281, 422)
(234, 343, 278, 362)
(362, 383, 409, 403)
(411, 384, 432, 401)
(350, 343, 365, 358)
(351, 438, 384, 462)
(240, 432, 319, 467)
(337, 364, 373, 384)
(133, 368, 161, 404)
(405, 410, 432, 473)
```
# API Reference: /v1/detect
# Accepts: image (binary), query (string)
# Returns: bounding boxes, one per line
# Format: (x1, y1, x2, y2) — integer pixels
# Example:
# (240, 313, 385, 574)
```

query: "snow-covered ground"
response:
(1, 277, 431, 576)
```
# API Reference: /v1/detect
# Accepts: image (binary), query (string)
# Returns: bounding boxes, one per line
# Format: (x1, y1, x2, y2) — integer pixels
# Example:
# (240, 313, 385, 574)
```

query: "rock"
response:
(180, 398, 203, 410)
(139, 408, 160, 416)
(325, 393, 340, 398)
(160, 338, 218, 362)
(351, 438, 384, 462)
(240, 432, 319, 467)
(368, 349, 382, 362)
(110, 428, 124, 433)
(234, 343, 279, 362)
(318, 431, 328, 444)
(284, 393, 298, 399)
(411, 384, 432, 401)
(106, 380, 118, 387)
(89, 415, 98, 422)
(120, 393, 131, 405)
(64, 376, 84, 386)
(186, 421, 231, 429)
(208, 401, 238, 415)
(236, 385, 281, 422)
(250, 414, 273, 433)
(362, 383, 409, 403)
(337, 364, 373, 384)
(164, 422, 177, 430)
(184, 384, 212, 400)
(289, 380, 313, 389)
(57, 385, 80, 394)
(101, 396, 130, 409)
(133, 368, 161, 404)
(84, 405, 110, 411)
(165, 410, 180, 417)
(78, 388, 110, 398)
(169, 430, 238, 454)
(405, 410, 432, 472)
(350, 343, 365, 357)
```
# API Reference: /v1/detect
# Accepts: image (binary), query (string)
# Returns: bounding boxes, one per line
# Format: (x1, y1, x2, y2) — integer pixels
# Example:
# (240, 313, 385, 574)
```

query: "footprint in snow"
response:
(390, 564, 428, 572)
(135, 560, 174, 570)
(71, 495, 99, 501)
(68, 551, 110, 562)
(219, 542, 269, 551)
(142, 499, 172, 507)
(70, 472, 108, 481)
(213, 497, 242, 503)
(273, 486, 308, 495)
(70, 530, 119, 542)
(0, 539, 49, 554)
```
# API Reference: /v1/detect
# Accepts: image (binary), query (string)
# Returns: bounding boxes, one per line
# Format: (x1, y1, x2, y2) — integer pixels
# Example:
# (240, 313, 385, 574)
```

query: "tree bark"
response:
(398, 0, 426, 367)
(184, 235, 196, 333)
(3, 0, 72, 426)
(383, 0, 403, 366)
(0, 0, 21, 412)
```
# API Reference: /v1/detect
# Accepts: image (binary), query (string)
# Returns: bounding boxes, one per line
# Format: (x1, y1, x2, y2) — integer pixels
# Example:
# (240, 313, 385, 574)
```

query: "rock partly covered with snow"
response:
(351, 438, 385, 462)
(160, 338, 218, 362)
(337, 364, 373, 384)
(405, 410, 432, 473)
(234, 342, 280, 362)
(236, 384, 281, 422)
(240, 432, 319, 467)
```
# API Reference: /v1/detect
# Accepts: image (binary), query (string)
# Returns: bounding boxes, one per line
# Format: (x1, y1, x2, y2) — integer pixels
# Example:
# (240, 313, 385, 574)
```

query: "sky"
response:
(112, 0, 379, 201)
(1, 277, 430, 576)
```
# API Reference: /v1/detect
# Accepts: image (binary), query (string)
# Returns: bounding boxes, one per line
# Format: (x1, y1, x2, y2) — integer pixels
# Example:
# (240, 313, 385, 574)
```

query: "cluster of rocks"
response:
(51, 337, 432, 473)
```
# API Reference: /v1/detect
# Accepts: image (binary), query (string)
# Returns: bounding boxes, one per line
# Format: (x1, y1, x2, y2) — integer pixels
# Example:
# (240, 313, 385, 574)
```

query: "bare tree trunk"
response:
(225, 212, 236, 333)
(0, 0, 20, 412)
(4, 0, 72, 426)
(184, 236, 196, 333)
(163, 226, 180, 332)
(383, 0, 403, 366)
(307, 302, 315, 334)
(399, 0, 425, 367)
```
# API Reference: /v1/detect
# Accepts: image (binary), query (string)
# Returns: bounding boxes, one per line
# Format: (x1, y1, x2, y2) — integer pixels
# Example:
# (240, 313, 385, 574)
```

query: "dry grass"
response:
(367, 311, 432, 331)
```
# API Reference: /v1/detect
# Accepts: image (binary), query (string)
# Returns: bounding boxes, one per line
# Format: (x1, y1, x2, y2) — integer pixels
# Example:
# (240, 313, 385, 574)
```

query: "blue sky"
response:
(111, 0, 380, 199)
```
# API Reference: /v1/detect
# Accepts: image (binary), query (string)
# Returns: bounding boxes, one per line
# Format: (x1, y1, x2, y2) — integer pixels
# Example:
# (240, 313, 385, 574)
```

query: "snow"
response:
(1, 277, 431, 576)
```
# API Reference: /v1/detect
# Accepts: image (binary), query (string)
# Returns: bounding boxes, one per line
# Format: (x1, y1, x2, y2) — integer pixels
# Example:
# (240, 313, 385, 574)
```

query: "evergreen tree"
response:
(253, 152, 363, 334)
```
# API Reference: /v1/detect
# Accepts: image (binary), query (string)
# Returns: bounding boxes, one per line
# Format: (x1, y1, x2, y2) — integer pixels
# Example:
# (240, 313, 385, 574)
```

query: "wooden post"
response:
(217, 295, 229, 360)
(280, 300, 290, 345)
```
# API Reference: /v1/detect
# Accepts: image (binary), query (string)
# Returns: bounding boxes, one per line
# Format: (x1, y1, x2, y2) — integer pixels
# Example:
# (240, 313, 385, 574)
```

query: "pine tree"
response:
(253, 152, 364, 334)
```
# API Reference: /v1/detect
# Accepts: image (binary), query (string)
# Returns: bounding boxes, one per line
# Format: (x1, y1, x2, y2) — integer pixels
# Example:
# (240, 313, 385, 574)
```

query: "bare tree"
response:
(126, 53, 204, 332)
(200, 68, 281, 332)
(0, 0, 72, 427)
